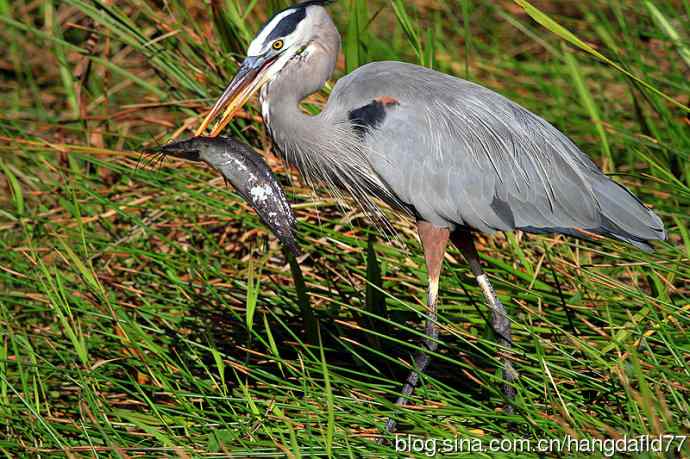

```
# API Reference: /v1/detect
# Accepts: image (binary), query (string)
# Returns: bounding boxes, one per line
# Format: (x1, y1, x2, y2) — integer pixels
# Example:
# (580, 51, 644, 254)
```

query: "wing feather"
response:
(328, 61, 665, 247)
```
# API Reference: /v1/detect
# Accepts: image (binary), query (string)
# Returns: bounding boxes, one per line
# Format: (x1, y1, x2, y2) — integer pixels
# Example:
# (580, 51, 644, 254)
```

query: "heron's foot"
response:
(379, 371, 413, 440)
(501, 360, 518, 414)
(381, 338, 436, 436)
(382, 418, 396, 436)
(489, 294, 518, 410)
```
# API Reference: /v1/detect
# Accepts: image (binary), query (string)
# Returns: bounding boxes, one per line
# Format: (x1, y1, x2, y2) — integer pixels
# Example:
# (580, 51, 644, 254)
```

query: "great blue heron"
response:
(194, 0, 666, 430)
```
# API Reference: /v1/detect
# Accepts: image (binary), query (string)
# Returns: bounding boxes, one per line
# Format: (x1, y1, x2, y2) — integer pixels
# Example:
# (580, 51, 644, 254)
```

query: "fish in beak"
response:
(152, 136, 300, 256)
(195, 55, 280, 137)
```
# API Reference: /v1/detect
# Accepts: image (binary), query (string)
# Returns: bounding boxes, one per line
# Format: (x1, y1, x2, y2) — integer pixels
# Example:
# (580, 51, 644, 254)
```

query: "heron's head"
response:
(196, 0, 338, 137)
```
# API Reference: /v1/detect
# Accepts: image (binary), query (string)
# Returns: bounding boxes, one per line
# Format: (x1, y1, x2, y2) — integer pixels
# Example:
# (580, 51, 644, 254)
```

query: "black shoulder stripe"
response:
(348, 98, 399, 137)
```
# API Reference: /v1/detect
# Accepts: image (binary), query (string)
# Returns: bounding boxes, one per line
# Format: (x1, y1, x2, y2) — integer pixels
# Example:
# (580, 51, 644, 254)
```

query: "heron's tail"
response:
(592, 177, 666, 252)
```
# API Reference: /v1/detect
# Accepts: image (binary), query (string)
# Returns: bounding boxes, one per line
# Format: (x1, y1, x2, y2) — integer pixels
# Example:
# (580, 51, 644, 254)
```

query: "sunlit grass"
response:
(1, 0, 688, 456)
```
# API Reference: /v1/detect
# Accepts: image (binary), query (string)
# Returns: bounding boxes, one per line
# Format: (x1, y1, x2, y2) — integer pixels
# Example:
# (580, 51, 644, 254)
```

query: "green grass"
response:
(1, 0, 689, 456)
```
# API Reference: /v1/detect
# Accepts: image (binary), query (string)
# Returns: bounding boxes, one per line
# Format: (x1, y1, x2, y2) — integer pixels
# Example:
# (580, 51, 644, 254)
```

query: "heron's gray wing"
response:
(330, 61, 665, 250)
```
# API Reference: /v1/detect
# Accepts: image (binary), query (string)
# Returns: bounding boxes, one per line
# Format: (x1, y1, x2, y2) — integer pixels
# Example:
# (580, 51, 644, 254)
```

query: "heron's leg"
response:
(451, 231, 517, 406)
(384, 221, 449, 433)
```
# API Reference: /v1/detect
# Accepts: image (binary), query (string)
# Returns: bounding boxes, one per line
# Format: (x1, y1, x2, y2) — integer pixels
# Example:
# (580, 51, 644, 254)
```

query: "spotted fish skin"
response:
(156, 136, 299, 255)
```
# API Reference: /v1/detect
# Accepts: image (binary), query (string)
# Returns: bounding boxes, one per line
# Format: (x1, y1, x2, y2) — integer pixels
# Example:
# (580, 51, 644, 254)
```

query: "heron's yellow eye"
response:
(272, 39, 284, 51)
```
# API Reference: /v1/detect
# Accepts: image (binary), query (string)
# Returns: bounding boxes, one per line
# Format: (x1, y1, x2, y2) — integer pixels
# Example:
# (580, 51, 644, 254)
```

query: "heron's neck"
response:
(261, 87, 328, 159)
(258, 44, 405, 226)
(260, 44, 339, 163)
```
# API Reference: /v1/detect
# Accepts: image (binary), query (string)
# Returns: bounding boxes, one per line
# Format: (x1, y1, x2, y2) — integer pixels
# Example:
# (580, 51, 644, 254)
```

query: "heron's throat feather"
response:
(260, 84, 271, 135)
(261, 80, 402, 232)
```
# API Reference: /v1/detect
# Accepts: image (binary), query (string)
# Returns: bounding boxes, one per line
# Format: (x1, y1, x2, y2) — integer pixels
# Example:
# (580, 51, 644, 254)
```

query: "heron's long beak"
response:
(195, 55, 278, 137)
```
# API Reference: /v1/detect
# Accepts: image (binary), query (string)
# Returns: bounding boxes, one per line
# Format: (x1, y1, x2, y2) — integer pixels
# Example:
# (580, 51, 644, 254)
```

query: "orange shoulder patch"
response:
(374, 96, 400, 106)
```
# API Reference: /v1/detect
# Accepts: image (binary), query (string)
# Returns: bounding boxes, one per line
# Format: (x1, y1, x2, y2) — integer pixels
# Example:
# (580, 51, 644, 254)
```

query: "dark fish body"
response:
(156, 136, 299, 255)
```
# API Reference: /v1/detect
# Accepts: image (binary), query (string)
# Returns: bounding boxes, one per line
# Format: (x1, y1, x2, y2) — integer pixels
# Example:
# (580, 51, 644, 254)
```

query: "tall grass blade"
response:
(390, 0, 422, 64)
(513, 0, 690, 113)
(287, 250, 317, 344)
(0, 161, 24, 216)
(318, 325, 335, 458)
(644, 1, 690, 70)
(563, 45, 614, 172)
(344, 0, 368, 74)
(245, 258, 260, 333)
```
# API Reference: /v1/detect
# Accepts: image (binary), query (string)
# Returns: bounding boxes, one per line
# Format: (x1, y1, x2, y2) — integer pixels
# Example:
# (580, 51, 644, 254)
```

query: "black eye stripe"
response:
(263, 8, 306, 43)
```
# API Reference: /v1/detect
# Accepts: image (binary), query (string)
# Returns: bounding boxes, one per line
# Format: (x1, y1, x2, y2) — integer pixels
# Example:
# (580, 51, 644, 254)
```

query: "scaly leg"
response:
(451, 231, 517, 407)
(384, 221, 449, 433)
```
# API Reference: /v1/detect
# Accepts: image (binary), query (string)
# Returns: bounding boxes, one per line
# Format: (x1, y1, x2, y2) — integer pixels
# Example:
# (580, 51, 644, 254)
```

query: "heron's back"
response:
(328, 61, 665, 250)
